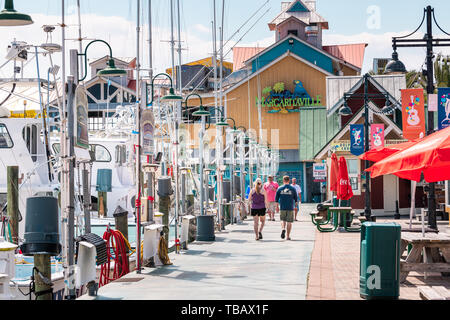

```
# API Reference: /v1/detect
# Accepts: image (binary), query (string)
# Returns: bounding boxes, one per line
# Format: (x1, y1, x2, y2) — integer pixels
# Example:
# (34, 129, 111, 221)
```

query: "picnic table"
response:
(400, 232, 450, 283)
(314, 207, 364, 233)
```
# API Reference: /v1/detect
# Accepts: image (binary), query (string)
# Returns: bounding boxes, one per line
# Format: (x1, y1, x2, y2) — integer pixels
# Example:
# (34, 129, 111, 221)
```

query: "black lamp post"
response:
(385, 5, 450, 230)
(339, 73, 395, 222)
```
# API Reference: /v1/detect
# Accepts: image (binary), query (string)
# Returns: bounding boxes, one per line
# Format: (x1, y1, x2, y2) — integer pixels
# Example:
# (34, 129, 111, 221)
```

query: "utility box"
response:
(360, 222, 401, 300)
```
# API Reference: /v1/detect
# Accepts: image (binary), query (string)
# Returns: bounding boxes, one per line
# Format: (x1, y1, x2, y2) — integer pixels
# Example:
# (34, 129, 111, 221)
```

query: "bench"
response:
(418, 286, 450, 300)
(310, 210, 331, 226)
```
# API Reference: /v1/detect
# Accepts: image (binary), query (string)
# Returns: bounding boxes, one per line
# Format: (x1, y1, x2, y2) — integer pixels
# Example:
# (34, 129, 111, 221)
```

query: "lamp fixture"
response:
(0, 0, 33, 27)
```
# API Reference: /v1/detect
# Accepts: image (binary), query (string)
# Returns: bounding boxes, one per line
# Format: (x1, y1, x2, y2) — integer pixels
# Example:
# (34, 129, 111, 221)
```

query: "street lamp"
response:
(77, 40, 127, 82)
(385, 5, 450, 230)
(183, 94, 215, 241)
(0, 0, 33, 26)
(339, 73, 398, 222)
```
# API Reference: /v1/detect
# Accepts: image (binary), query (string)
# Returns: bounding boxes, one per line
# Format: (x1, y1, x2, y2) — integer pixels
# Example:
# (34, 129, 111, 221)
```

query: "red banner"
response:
(370, 124, 384, 149)
(401, 89, 426, 140)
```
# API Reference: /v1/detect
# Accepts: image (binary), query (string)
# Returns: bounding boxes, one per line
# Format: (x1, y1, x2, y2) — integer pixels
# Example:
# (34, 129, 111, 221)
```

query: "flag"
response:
(350, 124, 364, 156)
(370, 124, 384, 150)
(401, 88, 426, 140)
(438, 88, 450, 131)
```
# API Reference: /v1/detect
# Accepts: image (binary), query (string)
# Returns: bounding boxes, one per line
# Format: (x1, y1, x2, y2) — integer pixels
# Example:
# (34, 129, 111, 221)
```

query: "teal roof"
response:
(299, 107, 341, 161)
(288, 1, 310, 13)
(251, 37, 334, 74)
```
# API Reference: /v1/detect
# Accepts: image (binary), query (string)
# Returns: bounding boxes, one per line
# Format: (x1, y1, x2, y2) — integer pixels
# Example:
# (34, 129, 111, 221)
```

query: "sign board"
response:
(350, 124, 365, 156)
(370, 124, 384, 149)
(74, 85, 89, 149)
(401, 88, 426, 140)
(141, 108, 155, 156)
(256, 80, 322, 114)
(331, 139, 408, 153)
(438, 88, 450, 131)
(313, 163, 327, 182)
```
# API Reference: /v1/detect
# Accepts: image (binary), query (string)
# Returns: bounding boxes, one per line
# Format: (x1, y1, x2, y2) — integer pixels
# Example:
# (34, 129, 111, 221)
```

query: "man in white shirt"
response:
(291, 178, 302, 221)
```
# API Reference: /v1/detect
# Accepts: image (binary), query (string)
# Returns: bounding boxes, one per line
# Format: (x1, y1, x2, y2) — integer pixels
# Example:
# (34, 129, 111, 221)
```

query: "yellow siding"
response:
(225, 54, 328, 150)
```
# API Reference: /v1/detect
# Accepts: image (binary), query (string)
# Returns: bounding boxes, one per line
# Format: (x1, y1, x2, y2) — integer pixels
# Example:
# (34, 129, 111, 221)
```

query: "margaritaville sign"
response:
(256, 80, 322, 113)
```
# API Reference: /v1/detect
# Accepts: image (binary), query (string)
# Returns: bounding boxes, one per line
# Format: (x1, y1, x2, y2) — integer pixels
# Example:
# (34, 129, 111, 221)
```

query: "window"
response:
(287, 29, 298, 37)
(346, 159, 361, 195)
(52, 143, 61, 155)
(22, 124, 38, 161)
(90, 144, 111, 162)
(115, 145, 127, 165)
(0, 124, 13, 148)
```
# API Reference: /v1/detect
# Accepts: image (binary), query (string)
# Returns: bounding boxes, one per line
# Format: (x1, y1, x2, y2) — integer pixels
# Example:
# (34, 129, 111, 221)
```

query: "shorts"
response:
(251, 208, 266, 216)
(280, 210, 294, 223)
(267, 202, 278, 213)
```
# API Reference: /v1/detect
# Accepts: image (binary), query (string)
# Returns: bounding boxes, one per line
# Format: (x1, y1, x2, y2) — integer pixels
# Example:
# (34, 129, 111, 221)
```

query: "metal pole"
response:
(364, 74, 372, 221)
(199, 117, 205, 215)
(148, 0, 153, 80)
(425, 6, 437, 230)
(82, 163, 91, 234)
(135, 0, 142, 274)
(60, 0, 70, 300)
(66, 74, 76, 299)
(76, 0, 83, 80)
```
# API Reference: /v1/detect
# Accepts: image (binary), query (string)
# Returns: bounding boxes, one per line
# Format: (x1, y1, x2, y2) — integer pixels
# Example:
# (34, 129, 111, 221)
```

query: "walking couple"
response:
(248, 176, 298, 241)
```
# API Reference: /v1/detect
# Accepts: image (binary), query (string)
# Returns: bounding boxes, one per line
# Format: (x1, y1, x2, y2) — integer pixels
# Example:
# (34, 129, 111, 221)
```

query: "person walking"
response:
(264, 175, 279, 221)
(275, 176, 298, 240)
(248, 179, 268, 240)
(291, 178, 302, 221)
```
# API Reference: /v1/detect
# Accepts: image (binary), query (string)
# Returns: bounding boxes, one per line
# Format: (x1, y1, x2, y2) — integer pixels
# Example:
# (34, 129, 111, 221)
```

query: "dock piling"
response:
(7, 166, 19, 244)
(33, 254, 52, 300)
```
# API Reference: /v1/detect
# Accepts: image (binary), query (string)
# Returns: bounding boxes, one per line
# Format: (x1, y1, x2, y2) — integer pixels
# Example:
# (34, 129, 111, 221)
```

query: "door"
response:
(383, 175, 398, 212)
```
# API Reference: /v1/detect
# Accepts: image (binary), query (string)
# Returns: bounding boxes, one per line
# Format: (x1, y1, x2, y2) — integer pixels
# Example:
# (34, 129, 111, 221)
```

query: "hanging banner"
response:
(370, 124, 384, 150)
(350, 124, 364, 156)
(428, 93, 438, 112)
(438, 88, 450, 131)
(74, 85, 89, 149)
(401, 88, 425, 140)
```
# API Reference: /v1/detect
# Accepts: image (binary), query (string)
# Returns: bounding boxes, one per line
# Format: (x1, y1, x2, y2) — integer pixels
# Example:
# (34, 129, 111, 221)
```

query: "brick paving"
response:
(307, 216, 450, 300)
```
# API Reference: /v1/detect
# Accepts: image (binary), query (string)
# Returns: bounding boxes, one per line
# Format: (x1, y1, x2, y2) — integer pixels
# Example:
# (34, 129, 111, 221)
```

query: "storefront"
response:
(182, 0, 366, 202)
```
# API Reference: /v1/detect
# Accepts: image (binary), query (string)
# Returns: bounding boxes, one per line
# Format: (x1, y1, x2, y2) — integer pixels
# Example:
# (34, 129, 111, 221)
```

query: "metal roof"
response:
(232, 47, 266, 71)
(322, 43, 368, 70)
(326, 74, 406, 116)
(269, 0, 329, 31)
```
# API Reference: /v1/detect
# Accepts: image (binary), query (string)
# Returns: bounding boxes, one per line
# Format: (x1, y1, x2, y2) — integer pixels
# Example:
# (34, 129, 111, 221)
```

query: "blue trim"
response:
(288, 1, 309, 12)
(251, 38, 333, 74)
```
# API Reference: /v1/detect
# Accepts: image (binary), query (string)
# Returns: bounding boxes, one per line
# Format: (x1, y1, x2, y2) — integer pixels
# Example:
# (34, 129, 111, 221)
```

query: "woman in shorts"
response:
(248, 179, 268, 240)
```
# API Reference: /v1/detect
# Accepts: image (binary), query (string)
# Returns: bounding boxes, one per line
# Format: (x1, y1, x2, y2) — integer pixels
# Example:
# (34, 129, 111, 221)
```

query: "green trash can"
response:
(360, 222, 401, 300)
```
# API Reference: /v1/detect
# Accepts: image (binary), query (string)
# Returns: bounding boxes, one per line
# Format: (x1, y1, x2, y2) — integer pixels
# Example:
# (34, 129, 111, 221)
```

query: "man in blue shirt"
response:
(275, 176, 298, 240)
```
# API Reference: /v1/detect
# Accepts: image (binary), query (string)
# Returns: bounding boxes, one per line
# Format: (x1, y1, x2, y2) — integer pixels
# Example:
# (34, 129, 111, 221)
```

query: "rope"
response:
(99, 227, 130, 287)
(158, 234, 172, 265)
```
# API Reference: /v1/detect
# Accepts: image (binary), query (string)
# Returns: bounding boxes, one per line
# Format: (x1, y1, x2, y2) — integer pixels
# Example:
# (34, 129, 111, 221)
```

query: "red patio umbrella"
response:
(359, 140, 418, 163)
(329, 153, 339, 192)
(366, 125, 450, 182)
(337, 156, 353, 201)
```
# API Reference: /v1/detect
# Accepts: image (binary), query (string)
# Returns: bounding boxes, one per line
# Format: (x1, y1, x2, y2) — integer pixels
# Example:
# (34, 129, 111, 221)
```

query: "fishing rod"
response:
(181, 0, 269, 92)
(188, 7, 271, 95)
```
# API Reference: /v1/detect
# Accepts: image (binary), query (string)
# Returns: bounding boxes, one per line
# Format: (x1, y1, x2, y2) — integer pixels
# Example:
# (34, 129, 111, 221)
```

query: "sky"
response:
(2, 0, 450, 79)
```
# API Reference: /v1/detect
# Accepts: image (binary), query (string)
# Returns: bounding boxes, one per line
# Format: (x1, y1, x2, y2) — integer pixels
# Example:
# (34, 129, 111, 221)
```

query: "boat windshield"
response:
(0, 124, 13, 148)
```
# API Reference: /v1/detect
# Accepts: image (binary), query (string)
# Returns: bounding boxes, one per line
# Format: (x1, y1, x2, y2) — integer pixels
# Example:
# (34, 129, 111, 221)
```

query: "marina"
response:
(0, 0, 449, 307)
